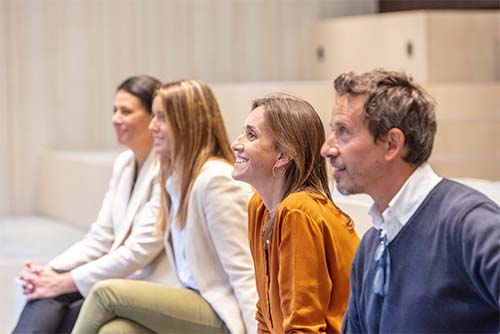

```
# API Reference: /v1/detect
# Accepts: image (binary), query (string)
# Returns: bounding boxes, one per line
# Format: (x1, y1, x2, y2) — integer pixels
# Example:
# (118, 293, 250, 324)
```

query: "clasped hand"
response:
(17, 260, 76, 301)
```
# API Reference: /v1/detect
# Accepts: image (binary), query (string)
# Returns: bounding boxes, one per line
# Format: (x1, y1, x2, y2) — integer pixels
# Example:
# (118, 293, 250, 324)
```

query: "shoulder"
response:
(248, 193, 266, 222)
(280, 191, 351, 225)
(275, 192, 357, 241)
(197, 159, 234, 180)
(435, 179, 496, 205)
(427, 179, 499, 222)
(192, 159, 252, 199)
(112, 150, 134, 171)
(440, 178, 500, 227)
(280, 191, 325, 211)
(249, 192, 263, 209)
(416, 179, 500, 258)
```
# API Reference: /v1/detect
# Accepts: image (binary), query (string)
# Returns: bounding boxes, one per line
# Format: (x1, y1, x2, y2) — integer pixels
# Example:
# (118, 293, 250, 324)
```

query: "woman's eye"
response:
(153, 112, 164, 121)
(247, 131, 256, 139)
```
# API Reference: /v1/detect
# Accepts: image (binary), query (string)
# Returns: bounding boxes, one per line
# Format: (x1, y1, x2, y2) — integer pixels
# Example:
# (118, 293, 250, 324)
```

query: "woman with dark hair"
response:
(73, 80, 257, 334)
(14, 75, 177, 333)
(231, 93, 360, 333)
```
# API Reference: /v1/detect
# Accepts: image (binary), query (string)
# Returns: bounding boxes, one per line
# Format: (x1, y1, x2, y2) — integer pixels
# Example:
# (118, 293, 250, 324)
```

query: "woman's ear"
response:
(275, 151, 292, 169)
(384, 128, 406, 162)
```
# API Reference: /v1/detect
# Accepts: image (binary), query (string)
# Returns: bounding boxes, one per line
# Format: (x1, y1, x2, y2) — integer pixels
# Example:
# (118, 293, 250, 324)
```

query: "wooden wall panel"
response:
(7, 0, 57, 212)
(311, 11, 499, 84)
(0, 0, 10, 213)
(427, 11, 500, 82)
(1, 0, 376, 213)
(311, 12, 429, 82)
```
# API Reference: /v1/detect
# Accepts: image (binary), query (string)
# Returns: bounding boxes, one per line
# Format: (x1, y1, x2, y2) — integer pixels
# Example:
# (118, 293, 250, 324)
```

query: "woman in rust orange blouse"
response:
(231, 93, 360, 333)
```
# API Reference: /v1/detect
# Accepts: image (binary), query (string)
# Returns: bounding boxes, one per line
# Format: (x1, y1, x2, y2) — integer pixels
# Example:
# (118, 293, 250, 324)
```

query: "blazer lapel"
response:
(113, 150, 155, 248)
(111, 154, 134, 236)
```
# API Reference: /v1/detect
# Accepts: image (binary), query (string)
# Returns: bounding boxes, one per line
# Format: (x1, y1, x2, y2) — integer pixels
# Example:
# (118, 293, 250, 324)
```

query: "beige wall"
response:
(0, 0, 10, 212)
(0, 0, 376, 213)
(213, 81, 334, 142)
(214, 81, 500, 181)
(311, 10, 500, 83)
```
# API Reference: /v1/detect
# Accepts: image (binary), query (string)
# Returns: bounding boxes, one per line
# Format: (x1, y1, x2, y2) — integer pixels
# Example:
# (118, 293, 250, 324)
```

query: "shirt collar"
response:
(369, 163, 442, 242)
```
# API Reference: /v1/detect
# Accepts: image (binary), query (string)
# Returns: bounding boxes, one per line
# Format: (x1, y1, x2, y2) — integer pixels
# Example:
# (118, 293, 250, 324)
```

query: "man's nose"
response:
(321, 137, 339, 158)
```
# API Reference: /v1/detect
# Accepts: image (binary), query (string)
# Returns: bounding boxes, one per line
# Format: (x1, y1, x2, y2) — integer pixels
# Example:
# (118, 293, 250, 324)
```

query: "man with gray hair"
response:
(321, 69, 499, 333)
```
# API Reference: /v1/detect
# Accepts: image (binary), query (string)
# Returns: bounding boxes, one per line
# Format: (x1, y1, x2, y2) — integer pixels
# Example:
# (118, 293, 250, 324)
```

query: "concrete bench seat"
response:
(0, 215, 85, 333)
(37, 149, 122, 228)
(36, 149, 500, 238)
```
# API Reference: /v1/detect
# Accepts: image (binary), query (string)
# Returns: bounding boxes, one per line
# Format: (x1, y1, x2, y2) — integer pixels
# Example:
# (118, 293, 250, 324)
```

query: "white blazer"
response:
(165, 159, 258, 334)
(49, 150, 178, 296)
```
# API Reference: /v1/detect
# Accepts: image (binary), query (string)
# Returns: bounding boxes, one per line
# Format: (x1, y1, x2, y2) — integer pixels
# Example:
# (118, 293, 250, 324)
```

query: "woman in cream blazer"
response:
(14, 75, 176, 334)
(73, 80, 257, 334)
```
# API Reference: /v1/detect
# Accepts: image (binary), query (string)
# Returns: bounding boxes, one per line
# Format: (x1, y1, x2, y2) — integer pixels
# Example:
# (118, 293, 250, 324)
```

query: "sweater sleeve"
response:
(459, 200, 500, 308)
(277, 209, 330, 333)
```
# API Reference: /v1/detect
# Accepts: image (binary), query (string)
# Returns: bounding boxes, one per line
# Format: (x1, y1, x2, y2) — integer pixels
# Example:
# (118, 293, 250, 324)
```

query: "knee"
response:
(87, 279, 129, 303)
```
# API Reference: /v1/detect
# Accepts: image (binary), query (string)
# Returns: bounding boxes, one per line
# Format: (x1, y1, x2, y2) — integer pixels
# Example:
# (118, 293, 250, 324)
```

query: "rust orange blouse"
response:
(248, 191, 360, 333)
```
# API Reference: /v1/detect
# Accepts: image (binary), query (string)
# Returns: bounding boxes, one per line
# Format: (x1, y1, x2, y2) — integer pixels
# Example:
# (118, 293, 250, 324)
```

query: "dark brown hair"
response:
(252, 93, 332, 243)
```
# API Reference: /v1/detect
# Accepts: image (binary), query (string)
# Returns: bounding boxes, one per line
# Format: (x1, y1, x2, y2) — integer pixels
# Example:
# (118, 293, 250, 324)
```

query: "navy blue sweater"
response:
(343, 179, 500, 333)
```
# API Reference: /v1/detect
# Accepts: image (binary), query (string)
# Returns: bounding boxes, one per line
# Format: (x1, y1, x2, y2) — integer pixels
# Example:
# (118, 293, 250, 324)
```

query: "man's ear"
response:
(275, 151, 292, 169)
(384, 128, 406, 162)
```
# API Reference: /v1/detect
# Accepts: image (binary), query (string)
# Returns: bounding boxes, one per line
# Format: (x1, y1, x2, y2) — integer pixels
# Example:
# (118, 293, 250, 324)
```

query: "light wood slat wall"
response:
(0, 0, 10, 212)
(0, 0, 376, 213)
(311, 10, 500, 83)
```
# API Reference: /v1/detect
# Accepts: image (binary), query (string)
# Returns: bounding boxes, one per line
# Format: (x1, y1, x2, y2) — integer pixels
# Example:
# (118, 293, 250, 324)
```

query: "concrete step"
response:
(0, 215, 85, 333)
(37, 149, 121, 229)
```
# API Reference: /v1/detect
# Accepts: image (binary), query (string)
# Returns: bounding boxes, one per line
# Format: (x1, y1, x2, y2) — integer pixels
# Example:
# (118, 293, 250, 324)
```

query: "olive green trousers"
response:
(72, 279, 228, 334)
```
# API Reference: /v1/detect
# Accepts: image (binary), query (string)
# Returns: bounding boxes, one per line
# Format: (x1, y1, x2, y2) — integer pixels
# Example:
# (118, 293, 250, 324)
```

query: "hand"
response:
(18, 261, 77, 301)
(17, 260, 47, 295)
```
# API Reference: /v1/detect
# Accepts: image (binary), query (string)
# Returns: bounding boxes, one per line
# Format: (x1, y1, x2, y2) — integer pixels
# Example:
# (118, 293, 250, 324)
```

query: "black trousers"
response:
(12, 291, 83, 334)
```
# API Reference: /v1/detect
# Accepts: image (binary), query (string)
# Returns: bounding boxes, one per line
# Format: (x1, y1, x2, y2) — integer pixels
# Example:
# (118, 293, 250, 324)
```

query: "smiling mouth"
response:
(116, 129, 126, 138)
(235, 157, 248, 164)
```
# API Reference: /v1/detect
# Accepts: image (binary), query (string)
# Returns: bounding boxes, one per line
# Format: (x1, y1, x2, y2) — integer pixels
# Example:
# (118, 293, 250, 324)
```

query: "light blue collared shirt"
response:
(369, 163, 442, 243)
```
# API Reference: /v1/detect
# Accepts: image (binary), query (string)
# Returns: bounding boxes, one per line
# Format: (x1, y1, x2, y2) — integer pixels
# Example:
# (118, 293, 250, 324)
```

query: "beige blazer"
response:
(164, 159, 258, 334)
(49, 150, 178, 296)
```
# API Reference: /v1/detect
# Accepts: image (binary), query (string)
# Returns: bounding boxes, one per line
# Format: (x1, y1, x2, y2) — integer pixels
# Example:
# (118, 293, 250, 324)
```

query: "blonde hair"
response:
(155, 80, 234, 232)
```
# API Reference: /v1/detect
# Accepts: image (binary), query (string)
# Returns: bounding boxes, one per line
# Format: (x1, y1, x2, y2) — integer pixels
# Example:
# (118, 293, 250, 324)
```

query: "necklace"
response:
(264, 205, 279, 247)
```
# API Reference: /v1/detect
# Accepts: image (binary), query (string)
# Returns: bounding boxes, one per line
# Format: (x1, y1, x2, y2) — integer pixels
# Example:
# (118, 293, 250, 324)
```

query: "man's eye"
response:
(338, 127, 348, 136)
